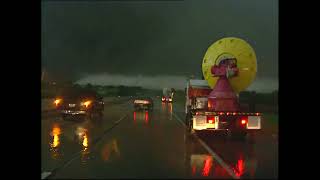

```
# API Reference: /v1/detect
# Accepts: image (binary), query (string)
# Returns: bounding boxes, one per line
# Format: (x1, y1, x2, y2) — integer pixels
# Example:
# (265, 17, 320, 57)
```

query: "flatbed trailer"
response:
(185, 80, 261, 139)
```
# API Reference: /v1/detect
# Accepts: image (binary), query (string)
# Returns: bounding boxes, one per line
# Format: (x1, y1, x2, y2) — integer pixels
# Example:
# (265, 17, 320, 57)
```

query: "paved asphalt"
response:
(41, 97, 278, 179)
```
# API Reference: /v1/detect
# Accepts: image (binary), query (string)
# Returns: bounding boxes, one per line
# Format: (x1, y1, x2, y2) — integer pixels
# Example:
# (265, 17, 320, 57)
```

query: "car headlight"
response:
(81, 100, 92, 108)
(54, 99, 62, 106)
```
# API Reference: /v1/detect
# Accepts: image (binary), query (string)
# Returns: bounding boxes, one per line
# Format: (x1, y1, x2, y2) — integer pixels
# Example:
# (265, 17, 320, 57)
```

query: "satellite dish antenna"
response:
(202, 37, 257, 93)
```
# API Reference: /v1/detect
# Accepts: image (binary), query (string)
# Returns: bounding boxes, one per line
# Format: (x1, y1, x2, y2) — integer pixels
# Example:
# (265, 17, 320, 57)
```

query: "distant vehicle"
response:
(54, 88, 104, 121)
(134, 97, 153, 111)
(162, 88, 173, 103)
(161, 96, 172, 102)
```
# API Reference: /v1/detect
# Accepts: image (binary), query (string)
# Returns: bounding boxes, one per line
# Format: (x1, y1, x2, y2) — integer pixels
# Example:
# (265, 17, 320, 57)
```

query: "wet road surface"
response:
(41, 97, 278, 179)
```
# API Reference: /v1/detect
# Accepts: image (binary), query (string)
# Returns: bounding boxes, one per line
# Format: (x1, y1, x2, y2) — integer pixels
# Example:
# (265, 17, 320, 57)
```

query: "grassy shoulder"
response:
(262, 113, 278, 125)
(261, 113, 278, 135)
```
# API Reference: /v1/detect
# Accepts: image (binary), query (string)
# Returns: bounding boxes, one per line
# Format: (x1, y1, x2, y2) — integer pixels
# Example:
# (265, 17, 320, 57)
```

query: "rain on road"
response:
(41, 97, 278, 179)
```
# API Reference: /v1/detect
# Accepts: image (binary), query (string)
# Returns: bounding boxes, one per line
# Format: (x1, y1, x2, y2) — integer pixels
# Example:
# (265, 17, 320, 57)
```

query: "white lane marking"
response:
(172, 113, 186, 127)
(195, 135, 239, 179)
(114, 114, 127, 124)
(172, 111, 239, 179)
(41, 172, 51, 179)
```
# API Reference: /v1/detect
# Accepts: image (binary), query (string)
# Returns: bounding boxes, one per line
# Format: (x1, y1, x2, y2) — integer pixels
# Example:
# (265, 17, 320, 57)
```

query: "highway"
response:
(41, 97, 278, 179)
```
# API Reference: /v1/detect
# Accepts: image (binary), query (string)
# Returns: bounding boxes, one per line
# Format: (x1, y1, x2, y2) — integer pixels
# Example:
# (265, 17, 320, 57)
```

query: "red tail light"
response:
(207, 116, 214, 123)
(241, 119, 247, 125)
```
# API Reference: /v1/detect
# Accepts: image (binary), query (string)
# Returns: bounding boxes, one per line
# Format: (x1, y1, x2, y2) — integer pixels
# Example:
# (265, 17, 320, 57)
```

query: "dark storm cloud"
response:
(76, 73, 278, 93)
(42, 0, 278, 91)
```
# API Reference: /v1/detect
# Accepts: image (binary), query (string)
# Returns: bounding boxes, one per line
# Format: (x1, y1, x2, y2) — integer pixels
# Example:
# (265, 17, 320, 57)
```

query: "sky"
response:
(41, 0, 278, 92)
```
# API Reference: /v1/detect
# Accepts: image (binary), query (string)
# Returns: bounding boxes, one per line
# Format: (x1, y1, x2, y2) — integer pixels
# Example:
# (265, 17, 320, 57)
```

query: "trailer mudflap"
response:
(247, 116, 261, 129)
(193, 115, 207, 130)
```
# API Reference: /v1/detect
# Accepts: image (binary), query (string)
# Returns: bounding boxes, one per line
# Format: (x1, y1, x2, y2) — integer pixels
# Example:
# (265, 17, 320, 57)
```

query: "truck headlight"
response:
(81, 100, 92, 108)
(54, 99, 62, 106)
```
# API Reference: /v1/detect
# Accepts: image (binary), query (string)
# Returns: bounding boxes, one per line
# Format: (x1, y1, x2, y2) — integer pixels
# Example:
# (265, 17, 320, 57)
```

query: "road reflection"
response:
(185, 132, 257, 179)
(48, 121, 94, 164)
(101, 138, 121, 162)
(161, 102, 173, 120)
(168, 103, 173, 120)
(190, 154, 213, 176)
(75, 126, 91, 164)
(168, 103, 172, 114)
(161, 102, 166, 111)
(188, 153, 228, 178)
(49, 123, 62, 160)
(133, 111, 150, 124)
(232, 155, 245, 177)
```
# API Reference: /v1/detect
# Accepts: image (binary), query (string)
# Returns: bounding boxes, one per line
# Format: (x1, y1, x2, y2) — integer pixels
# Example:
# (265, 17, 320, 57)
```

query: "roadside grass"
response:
(261, 112, 278, 135)
(262, 113, 278, 125)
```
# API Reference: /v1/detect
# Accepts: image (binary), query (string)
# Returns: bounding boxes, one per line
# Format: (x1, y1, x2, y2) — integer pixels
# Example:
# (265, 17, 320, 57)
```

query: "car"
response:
(54, 88, 104, 121)
(133, 97, 153, 111)
(161, 96, 172, 103)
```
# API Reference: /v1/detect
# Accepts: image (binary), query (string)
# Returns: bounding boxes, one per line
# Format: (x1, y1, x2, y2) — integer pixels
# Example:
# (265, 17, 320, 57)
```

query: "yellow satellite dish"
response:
(202, 37, 257, 93)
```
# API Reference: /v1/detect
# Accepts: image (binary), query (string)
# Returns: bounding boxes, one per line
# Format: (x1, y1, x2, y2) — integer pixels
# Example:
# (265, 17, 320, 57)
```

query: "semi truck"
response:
(185, 37, 261, 140)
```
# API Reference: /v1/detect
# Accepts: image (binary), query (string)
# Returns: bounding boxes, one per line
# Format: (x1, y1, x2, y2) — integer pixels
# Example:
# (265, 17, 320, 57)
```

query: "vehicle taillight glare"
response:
(207, 116, 214, 123)
(241, 119, 247, 125)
